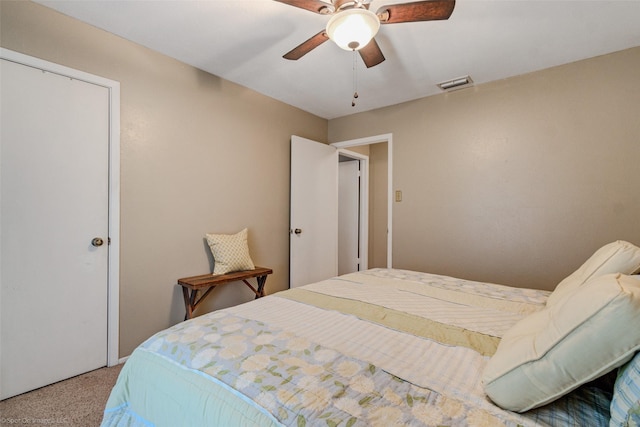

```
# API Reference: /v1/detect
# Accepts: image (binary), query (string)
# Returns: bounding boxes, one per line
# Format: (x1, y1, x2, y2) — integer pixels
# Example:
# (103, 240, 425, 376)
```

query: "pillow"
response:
(547, 240, 640, 306)
(610, 352, 640, 427)
(483, 273, 640, 412)
(205, 228, 255, 275)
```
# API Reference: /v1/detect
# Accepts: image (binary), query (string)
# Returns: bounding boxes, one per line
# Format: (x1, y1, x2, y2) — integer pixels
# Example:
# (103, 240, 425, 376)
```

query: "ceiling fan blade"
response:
(359, 38, 386, 68)
(377, 0, 455, 24)
(274, 0, 334, 14)
(283, 30, 330, 60)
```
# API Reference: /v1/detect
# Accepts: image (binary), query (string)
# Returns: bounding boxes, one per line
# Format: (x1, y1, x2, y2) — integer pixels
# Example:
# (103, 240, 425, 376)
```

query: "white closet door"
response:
(338, 160, 360, 275)
(1, 58, 110, 399)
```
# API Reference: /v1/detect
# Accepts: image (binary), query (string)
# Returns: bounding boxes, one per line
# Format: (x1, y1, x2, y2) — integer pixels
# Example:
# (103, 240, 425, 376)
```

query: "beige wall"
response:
(1, 0, 327, 357)
(329, 47, 640, 291)
(368, 142, 388, 268)
(4, 0, 639, 358)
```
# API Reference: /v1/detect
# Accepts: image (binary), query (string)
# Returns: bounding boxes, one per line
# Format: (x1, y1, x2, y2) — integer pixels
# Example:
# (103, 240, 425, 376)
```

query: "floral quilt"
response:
(102, 269, 611, 427)
(143, 311, 524, 427)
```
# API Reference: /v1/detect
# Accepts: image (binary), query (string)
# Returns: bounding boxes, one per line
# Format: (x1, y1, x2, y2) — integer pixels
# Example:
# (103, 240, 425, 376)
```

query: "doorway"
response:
(332, 134, 392, 268)
(289, 134, 392, 288)
(338, 151, 368, 275)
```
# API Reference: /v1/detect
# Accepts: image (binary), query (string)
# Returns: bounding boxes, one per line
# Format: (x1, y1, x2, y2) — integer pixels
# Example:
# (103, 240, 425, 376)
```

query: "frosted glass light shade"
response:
(326, 9, 380, 51)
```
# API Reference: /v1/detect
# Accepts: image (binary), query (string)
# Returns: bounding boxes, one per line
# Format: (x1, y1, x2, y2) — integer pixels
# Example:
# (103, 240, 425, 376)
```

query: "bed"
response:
(101, 257, 639, 426)
(102, 241, 640, 426)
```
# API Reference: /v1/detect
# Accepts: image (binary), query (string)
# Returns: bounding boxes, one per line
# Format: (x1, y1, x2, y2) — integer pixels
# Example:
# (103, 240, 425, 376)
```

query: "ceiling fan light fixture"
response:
(326, 8, 380, 51)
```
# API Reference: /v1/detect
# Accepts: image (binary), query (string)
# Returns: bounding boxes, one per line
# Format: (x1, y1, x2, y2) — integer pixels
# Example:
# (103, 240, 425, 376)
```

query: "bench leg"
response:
(241, 275, 268, 299)
(182, 286, 194, 321)
(182, 286, 216, 320)
(255, 275, 268, 299)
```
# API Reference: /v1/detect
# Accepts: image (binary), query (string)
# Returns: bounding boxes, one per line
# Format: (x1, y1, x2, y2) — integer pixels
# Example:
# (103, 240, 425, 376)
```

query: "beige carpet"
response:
(0, 364, 123, 427)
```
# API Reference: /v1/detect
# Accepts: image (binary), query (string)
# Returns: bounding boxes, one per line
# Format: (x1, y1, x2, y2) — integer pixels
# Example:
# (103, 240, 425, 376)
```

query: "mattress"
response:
(102, 269, 612, 426)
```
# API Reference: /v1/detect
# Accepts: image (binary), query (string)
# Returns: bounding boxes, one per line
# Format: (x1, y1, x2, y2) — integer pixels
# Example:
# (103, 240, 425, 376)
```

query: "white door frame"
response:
(331, 133, 393, 268)
(0, 48, 121, 366)
(337, 149, 369, 272)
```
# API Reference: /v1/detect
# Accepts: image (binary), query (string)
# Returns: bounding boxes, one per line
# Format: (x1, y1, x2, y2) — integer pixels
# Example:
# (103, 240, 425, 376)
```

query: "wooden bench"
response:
(178, 267, 273, 320)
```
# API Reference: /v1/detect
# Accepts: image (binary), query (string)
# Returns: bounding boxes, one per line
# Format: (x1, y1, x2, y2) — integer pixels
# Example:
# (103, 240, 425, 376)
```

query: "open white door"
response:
(290, 136, 338, 288)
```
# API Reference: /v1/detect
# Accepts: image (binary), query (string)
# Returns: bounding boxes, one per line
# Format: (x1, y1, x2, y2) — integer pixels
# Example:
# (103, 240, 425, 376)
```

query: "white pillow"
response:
(205, 228, 255, 275)
(546, 240, 640, 306)
(483, 273, 640, 412)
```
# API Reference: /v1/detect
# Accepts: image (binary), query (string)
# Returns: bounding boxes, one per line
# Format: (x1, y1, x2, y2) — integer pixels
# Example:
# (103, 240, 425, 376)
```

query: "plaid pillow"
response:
(610, 351, 640, 427)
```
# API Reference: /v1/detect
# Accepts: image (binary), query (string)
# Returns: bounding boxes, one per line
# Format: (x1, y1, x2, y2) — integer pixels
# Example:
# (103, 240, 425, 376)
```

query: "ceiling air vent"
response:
(437, 75, 473, 91)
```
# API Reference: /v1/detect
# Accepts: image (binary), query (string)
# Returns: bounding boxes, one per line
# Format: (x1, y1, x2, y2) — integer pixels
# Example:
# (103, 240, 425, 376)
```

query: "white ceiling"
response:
(35, 0, 640, 120)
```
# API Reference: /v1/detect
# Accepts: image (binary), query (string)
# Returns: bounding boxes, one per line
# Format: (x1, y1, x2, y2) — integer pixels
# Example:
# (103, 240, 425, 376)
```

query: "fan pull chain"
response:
(352, 50, 359, 107)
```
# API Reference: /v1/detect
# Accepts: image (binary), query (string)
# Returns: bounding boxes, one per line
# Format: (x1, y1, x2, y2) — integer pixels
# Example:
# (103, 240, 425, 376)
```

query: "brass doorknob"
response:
(91, 237, 104, 247)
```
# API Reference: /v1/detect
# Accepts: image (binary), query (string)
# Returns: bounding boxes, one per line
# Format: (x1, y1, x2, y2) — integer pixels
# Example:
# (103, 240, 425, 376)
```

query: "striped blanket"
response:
(102, 269, 611, 426)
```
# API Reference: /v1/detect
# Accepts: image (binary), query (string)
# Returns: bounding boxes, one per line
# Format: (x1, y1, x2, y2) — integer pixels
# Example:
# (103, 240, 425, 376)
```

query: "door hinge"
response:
(108, 237, 111, 245)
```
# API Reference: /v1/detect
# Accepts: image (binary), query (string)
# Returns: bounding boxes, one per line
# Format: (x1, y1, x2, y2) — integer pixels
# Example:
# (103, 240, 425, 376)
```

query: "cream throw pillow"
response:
(483, 273, 640, 412)
(546, 240, 640, 306)
(205, 228, 255, 275)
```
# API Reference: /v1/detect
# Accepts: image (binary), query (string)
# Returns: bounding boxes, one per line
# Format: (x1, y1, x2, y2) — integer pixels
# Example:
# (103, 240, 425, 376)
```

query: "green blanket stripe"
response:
(103, 348, 281, 427)
(277, 288, 500, 357)
(345, 272, 542, 315)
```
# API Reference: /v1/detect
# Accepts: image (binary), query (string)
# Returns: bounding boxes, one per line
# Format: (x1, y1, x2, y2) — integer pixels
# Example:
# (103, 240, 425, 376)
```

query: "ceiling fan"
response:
(275, 0, 456, 68)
